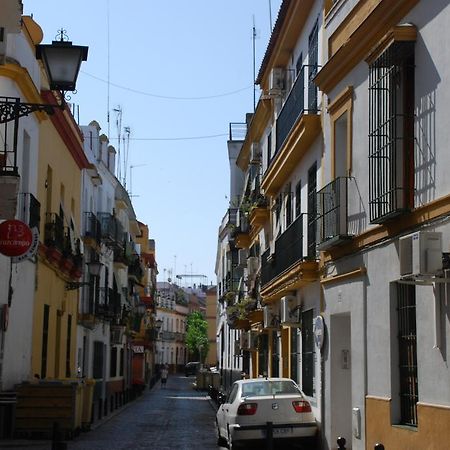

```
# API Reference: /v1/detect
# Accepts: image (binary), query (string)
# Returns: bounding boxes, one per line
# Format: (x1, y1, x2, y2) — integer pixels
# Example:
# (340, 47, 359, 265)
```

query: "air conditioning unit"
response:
(263, 304, 280, 329)
(247, 256, 259, 278)
(280, 296, 301, 327)
(399, 231, 442, 277)
(238, 249, 248, 268)
(269, 67, 285, 93)
(240, 331, 249, 349)
(250, 143, 261, 164)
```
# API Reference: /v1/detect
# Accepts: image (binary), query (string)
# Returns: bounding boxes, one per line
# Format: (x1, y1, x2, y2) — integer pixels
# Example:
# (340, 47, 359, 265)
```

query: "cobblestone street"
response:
(0, 375, 222, 450)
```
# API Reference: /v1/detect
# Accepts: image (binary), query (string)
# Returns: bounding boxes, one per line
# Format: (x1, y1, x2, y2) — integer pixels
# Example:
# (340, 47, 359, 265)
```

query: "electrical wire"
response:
(80, 70, 253, 100)
(95, 133, 228, 142)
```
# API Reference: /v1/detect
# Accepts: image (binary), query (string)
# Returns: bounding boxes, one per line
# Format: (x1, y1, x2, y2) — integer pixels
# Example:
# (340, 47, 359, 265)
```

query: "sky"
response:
(24, 1, 283, 286)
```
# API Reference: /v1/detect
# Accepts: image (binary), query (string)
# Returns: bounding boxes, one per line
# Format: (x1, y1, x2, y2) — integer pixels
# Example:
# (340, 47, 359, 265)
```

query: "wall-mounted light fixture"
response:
(0, 29, 88, 124)
(66, 260, 102, 291)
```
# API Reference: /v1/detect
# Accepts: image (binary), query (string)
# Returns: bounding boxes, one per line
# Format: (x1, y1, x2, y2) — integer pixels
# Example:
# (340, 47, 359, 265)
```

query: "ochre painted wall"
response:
(366, 396, 450, 450)
(33, 114, 84, 380)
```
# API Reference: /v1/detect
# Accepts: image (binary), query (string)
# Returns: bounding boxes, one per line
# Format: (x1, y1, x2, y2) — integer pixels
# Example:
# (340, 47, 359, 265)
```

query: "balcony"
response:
(161, 330, 176, 341)
(316, 177, 353, 250)
(260, 214, 318, 300)
(229, 122, 247, 141)
(44, 213, 64, 251)
(97, 212, 124, 247)
(128, 254, 144, 281)
(233, 214, 251, 249)
(83, 212, 101, 245)
(261, 214, 305, 286)
(262, 65, 321, 196)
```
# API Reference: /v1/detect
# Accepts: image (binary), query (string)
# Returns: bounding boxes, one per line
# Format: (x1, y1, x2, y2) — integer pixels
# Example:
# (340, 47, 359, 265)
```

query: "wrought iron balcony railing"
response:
(44, 212, 64, 251)
(161, 330, 176, 341)
(97, 212, 124, 247)
(274, 65, 319, 160)
(261, 213, 306, 286)
(128, 254, 144, 280)
(316, 177, 353, 250)
(83, 212, 101, 243)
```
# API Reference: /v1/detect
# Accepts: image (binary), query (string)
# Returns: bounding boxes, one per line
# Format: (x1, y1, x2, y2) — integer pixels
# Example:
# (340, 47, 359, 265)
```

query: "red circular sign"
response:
(0, 220, 33, 257)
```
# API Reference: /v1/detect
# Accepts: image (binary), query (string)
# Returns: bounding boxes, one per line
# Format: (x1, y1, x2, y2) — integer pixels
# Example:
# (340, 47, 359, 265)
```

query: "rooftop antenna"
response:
(252, 16, 259, 112)
(114, 106, 122, 180)
(107, 0, 111, 137)
(269, 0, 273, 30)
(129, 163, 148, 197)
(123, 126, 131, 187)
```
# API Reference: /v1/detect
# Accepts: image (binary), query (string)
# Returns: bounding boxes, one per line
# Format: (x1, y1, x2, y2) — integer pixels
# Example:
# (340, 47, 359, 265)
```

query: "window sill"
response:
(392, 424, 418, 432)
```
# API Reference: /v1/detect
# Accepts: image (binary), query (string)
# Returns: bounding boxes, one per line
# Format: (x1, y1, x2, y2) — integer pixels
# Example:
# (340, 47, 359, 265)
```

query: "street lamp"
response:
(0, 29, 88, 124)
(65, 260, 102, 291)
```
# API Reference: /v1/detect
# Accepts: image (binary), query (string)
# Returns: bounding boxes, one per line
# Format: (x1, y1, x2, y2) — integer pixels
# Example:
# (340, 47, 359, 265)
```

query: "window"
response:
(368, 39, 415, 223)
(41, 305, 50, 378)
(329, 86, 353, 179)
(290, 328, 299, 383)
(258, 334, 269, 376)
(301, 309, 315, 396)
(266, 132, 272, 167)
(397, 283, 418, 426)
(120, 348, 124, 376)
(285, 183, 292, 228)
(65, 315, 72, 377)
(295, 53, 303, 78)
(110, 347, 117, 377)
(295, 181, 301, 218)
(307, 163, 317, 258)
(271, 331, 279, 377)
(308, 20, 319, 112)
(93, 341, 104, 379)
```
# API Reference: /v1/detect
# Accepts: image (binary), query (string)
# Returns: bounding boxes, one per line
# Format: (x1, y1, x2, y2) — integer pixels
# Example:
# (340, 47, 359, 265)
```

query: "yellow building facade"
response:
(24, 17, 90, 380)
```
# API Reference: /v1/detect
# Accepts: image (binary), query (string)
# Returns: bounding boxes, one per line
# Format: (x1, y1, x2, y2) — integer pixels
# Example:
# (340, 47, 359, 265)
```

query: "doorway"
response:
(330, 314, 352, 446)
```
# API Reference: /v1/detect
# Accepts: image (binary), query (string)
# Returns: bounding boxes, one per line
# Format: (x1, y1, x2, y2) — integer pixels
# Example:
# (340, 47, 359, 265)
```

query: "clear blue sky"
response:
(25, 1, 282, 285)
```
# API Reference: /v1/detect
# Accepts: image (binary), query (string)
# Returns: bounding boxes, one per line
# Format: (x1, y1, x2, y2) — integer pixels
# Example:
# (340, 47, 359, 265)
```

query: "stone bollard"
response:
(374, 444, 385, 450)
(337, 436, 346, 450)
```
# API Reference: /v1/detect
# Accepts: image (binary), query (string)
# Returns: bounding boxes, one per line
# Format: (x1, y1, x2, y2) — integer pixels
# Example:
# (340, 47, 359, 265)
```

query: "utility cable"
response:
(80, 70, 253, 100)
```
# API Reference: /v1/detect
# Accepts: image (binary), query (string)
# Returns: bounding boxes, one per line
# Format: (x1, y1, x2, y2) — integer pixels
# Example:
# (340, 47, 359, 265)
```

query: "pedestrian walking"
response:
(161, 364, 169, 389)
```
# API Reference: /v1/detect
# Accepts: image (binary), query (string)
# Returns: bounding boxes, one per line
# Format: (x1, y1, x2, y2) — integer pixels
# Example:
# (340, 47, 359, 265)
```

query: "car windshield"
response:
(241, 380, 300, 397)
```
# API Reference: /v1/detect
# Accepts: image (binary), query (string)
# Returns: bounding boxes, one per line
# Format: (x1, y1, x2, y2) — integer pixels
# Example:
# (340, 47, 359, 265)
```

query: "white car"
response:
(216, 377, 317, 449)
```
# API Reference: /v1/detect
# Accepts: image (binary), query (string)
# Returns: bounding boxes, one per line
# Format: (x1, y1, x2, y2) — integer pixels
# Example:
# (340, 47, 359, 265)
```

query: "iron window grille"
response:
(397, 282, 418, 426)
(290, 328, 299, 383)
(368, 42, 415, 223)
(302, 309, 315, 397)
(271, 331, 280, 377)
(18, 192, 41, 230)
(308, 20, 319, 112)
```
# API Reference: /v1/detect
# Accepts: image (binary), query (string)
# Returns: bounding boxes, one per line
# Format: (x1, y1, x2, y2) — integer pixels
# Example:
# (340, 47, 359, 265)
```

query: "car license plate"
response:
(273, 427, 292, 435)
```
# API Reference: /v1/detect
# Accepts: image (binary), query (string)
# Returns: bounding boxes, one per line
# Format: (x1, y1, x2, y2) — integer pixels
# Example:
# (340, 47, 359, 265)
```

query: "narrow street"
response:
(68, 374, 220, 450)
(0, 375, 222, 450)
